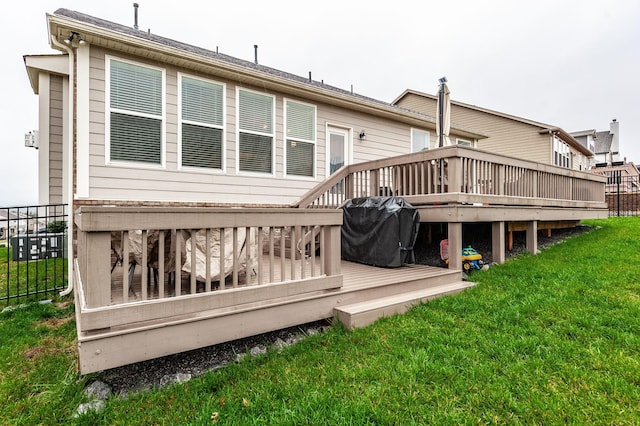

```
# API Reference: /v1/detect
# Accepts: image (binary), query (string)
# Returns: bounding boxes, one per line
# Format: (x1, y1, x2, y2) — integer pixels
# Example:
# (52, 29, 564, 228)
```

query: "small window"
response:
(456, 138, 472, 147)
(179, 75, 224, 170)
(107, 58, 164, 165)
(285, 100, 316, 177)
(238, 89, 274, 174)
(411, 129, 430, 152)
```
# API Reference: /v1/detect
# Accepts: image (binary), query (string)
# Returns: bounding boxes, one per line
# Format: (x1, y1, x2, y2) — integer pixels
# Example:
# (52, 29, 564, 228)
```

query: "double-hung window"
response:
(107, 57, 164, 165)
(411, 128, 430, 152)
(237, 89, 274, 174)
(179, 75, 224, 170)
(285, 99, 316, 178)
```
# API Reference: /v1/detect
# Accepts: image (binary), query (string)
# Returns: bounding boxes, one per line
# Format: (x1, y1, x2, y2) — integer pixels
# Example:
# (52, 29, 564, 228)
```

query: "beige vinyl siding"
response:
(49, 75, 64, 203)
(397, 93, 552, 164)
(86, 47, 413, 205)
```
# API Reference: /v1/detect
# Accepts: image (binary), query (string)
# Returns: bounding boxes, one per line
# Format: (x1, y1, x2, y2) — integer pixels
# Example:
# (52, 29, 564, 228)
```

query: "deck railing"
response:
(74, 207, 343, 332)
(295, 146, 607, 209)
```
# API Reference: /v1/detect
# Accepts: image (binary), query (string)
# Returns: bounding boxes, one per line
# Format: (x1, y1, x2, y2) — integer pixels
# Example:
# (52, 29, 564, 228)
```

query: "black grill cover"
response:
(340, 197, 420, 268)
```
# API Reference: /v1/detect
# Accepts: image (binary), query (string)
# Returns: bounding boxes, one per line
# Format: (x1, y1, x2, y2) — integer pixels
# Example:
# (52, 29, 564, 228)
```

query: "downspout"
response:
(50, 34, 75, 297)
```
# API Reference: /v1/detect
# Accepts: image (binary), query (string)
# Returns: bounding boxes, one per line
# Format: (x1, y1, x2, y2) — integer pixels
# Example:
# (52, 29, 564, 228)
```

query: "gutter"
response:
(47, 13, 486, 140)
(540, 127, 593, 157)
(49, 33, 75, 298)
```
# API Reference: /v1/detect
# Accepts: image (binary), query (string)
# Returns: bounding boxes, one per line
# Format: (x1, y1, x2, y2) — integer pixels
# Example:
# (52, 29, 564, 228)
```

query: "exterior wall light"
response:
(64, 32, 86, 46)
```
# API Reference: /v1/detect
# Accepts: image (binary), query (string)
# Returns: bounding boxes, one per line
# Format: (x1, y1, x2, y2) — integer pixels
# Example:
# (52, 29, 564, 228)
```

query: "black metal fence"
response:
(0, 204, 68, 307)
(606, 172, 640, 216)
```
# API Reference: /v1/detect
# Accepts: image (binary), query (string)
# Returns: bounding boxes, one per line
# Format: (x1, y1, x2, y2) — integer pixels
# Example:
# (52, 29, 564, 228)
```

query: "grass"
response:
(1, 217, 640, 424)
(0, 245, 67, 306)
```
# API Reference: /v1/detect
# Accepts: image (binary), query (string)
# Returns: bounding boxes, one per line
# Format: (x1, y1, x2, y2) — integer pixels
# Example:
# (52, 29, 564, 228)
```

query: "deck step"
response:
(335, 281, 475, 330)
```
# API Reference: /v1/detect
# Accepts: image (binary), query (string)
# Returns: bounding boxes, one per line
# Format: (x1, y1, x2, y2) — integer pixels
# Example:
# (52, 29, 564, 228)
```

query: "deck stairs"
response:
(335, 279, 474, 330)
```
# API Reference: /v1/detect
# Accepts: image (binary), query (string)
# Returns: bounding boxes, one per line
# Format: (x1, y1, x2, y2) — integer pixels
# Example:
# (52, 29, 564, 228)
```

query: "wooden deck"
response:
(77, 257, 468, 373)
(72, 147, 609, 373)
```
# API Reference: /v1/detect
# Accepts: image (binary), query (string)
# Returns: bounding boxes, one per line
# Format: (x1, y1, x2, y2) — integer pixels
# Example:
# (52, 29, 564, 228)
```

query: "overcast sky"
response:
(1, 0, 639, 206)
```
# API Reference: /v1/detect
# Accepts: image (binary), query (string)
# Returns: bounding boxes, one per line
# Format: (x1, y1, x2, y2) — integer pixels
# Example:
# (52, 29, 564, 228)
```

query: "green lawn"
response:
(1, 217, 639, 425)
(0, 245, 67, 306)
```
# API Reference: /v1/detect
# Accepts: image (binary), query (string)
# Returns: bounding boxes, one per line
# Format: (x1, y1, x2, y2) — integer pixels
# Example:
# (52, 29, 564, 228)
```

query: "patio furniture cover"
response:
(340, 196, 419, 268)
(182, 228, 258, 282)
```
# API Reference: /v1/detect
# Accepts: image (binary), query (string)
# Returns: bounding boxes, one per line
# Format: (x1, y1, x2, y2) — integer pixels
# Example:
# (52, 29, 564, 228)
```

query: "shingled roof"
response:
(594, 131, 613, 155)
(52, 9, 450, 127)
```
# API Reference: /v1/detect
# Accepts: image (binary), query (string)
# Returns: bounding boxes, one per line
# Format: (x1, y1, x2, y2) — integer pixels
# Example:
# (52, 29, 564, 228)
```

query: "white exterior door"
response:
(327, 126, 349, 176)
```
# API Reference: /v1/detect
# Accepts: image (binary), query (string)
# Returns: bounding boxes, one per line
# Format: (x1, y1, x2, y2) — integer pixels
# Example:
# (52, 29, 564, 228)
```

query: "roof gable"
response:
(394, 89, 592, 156)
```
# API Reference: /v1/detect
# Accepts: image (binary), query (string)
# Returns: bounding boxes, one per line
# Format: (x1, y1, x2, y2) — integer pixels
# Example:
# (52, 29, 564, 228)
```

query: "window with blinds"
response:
(180, 75, 224, 170)
(238, 89, 274, 174)
(285, 100, 316, 177)
(108, 58, 163, 164)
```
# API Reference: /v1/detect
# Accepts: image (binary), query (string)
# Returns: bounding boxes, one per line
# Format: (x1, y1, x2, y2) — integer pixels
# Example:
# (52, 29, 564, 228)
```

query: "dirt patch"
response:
(23, 346, 48, 361)
(55, 300, 73, 309)
(39, 316, 73, 329)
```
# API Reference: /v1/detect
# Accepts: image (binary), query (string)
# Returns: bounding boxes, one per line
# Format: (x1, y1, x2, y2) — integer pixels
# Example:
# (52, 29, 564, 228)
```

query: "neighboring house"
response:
(569, 129, 597, 168)
(392, 89, 594, 171)
(24, 9, 485, 211)
(591, 161, 640, 193)
(571, 119, 621, 166)
(0, 209, 44, 238)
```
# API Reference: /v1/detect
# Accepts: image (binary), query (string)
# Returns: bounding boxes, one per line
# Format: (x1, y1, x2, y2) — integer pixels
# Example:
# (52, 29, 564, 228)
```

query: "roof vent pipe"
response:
(309, 71, 312, 82)
(254, 44, 258, 65)
(133, 3, 139, 30)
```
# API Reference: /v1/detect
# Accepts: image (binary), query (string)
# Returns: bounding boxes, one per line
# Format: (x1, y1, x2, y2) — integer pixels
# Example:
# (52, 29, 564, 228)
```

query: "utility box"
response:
(11, 233, 67, 262)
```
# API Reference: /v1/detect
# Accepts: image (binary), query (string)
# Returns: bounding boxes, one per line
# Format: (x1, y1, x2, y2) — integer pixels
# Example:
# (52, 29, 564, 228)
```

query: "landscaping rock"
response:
(249, 345, 267, 357)
(159, 373, 192, 386)
(75, 400, 106, 417)
(84, 380, 111, 401)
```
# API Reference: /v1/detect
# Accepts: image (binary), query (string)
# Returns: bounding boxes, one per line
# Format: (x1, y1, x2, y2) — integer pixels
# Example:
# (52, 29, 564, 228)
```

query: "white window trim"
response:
(177, 72, 226, 173)
(235, 87, 276, 176)
(325, 123, 352, 178)
(411, 128, 431, 152)
(105, 55, 166, 169)
(456, 138, 474, 148)
(283, 97, 317, 180)
(553, 136, 570, 168)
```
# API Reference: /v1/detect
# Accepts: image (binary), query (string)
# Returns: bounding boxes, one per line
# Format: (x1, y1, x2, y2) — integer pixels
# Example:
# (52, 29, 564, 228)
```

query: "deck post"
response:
(323, 224, 342, 276)
(497, 164, 505, 196)
(491, 221, 506, 264)
(369, 169, 379, 197)
(447, 157, 462, 193)
(447, 222, 462, 270)
(345, 175, 353, 200)
(526, 221, 538, 254)
(81, 231, 111, 308)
